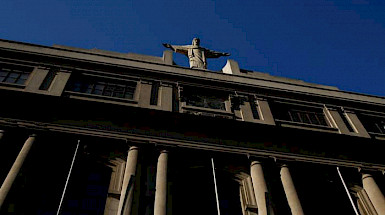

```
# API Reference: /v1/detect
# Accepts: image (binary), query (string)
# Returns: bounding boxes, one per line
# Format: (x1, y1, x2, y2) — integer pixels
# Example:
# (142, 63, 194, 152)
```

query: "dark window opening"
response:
(0, 64, 32, 85)
(169, 152, 243, 215)
(39, 69, 58, 90)
(183, 87, 227, 111)
(150, 82, 160, 105)
(271, 102, 328, 126)
(358, 114, 385, 134)
(289, 109, 327, 126)
(249, 98, 260, 120)
(291, 165, 353, 214)
(68, 76, 136, 100)
(172, 86, 180, 112)
(375, 122, 385, 134)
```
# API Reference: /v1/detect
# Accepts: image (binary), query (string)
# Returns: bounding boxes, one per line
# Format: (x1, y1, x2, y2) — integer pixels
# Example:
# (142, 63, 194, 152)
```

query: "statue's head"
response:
(192, 38, 200, 46)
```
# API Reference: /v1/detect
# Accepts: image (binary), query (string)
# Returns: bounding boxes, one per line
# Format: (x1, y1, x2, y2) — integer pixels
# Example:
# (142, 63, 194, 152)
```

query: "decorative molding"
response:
(0, 117, 384, 171)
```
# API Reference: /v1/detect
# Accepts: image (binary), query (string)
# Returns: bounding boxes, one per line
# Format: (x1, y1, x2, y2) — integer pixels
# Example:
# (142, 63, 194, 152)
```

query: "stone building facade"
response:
(0, 39, 384, 215)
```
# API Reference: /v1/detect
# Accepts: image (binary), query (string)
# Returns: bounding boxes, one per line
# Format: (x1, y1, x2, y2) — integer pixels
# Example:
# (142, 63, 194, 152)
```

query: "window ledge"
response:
(181, 105, 234, 119)
(368, 132, 385, 140)
(0, 82, 26, 89)
(182, 105, 231, 114)
(275, 119, 339, 133)
(245, 205, 258, 213)
(66, 91, 138, 105)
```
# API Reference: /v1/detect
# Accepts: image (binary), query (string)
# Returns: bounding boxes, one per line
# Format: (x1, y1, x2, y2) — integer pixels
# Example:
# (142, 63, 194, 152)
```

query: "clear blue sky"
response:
(1, 0, 384, 96)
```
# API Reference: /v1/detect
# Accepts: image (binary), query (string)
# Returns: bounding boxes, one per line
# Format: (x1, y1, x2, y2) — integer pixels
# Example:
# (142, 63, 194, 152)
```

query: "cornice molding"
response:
(1, 117, 384, 172)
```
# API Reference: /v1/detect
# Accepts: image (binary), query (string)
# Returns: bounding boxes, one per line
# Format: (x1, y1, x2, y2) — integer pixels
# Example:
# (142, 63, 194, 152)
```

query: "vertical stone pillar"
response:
(362, 173, 385, 215)
(117, 146, 139, 215)
(280, 164, 304, 215)
(0, 130, 4, 141)
(250, 161, 268, 215)
(0, 134, 36, 209)
(154, 150, 168, 215)
(246, 176, 257, 205)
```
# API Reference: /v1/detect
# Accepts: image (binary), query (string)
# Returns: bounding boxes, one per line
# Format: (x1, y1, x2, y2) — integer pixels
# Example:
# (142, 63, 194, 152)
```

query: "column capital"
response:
(359, 168, 380, 176)
(128, 145, 139, 151)
(159, 149, 169, 154)
(29, 134, 37, 137)
(358, 167, 385, 176)
(275, 159, 299, 168)
(154, 146, 171, 154)
(251, 160, 262, 166)
(362, 173, 374, 180)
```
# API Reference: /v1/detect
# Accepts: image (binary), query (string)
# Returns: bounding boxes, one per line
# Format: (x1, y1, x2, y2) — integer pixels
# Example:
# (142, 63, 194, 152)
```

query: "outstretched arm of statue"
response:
(162, 43, 189, 55)
(204, 49, 230, 58)
(162, 43, 174, 51)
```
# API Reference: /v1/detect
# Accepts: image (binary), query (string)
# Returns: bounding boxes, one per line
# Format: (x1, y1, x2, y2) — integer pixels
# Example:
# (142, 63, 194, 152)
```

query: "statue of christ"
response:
(163, 38, 230, 69)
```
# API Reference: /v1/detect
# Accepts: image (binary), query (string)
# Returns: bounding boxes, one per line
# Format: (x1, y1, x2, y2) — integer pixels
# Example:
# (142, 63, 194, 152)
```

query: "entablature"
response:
(0, 117, 384, 173)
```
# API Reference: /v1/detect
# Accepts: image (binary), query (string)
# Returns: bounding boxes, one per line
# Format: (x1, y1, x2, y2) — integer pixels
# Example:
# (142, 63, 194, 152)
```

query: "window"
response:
(39, 69, 58, 90)
(68, 76, 137, 100)
(183, 87, 227, 111)
(271, 102, 329, 126)
(337, 108, 355, 133)
(288, 109, 328, 126)
(374, 121, 385, 134)
(180, 87, 234, 119)
(0, 64, 32, 85)
(150, 82, 160, 105)
(249, 98, 260, 120)
(358, 114, 385, 134)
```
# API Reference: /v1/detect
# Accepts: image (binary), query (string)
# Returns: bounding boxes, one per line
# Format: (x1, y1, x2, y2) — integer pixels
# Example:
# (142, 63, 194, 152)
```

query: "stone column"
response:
(362, 173, 385, 215)
(154, 150, 168, 215)
(250, 161, 268, 215)
(0, 134, 36, 209)
(246, 176, 257, 205)
(0, 130, 4, 141)
(280, 164, 304, 215)
(117, 146, 139, 215)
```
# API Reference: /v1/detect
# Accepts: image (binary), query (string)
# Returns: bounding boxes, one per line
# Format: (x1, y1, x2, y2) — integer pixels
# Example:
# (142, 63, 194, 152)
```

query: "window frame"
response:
(337, 107, 358, 133)
(182, 86, 230, 111)
(179, 85, 234, 118)
(0, 62, 34, 88)
(271, 100, 338, 132)
(39, 68, 59, 91)
(66, 73, 140, 105)
(357, 112, 385, 138)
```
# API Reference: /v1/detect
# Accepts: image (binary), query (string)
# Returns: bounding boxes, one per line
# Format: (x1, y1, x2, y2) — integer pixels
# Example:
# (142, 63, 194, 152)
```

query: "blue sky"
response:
(1, 0, 384, 96)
